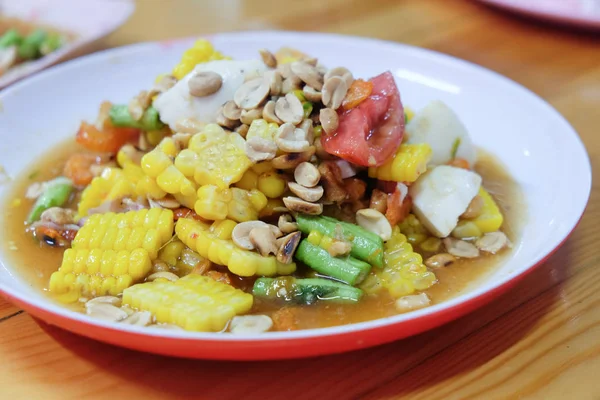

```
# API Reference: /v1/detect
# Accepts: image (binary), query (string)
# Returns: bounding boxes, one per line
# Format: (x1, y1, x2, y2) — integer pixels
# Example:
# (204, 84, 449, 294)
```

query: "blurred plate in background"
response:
(481, 0, 600, 30)
(0, 0, 134, 89)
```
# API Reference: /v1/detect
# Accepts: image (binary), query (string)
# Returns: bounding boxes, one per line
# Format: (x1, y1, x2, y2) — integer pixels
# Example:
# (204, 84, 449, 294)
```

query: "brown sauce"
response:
(0, 141, 525, 330)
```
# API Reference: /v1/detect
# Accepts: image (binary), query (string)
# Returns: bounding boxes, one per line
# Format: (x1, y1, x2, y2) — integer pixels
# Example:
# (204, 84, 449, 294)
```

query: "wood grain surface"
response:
(2, 0, 600, 398)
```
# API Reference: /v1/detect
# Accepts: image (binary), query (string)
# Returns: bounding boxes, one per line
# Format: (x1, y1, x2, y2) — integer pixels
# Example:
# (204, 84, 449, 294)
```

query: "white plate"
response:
(481, 0, 600, 29)
(0, 0, 135, 89)
(0, 32, 591, 360)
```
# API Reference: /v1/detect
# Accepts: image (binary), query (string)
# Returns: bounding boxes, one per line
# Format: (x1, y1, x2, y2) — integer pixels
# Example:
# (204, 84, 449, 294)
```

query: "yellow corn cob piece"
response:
(368, 143, 432, 183)
(361, 227, 436, 298)
(173, 192, 198, 209)
(176, 218, 296, 277)
(184, 124, 251, 189)
(77, 163, 166, 218)
(122, 274, 252, 332)
(210, 219, 237, 240)
(195, 185, 230, 220)
(257, 171, 287, 199)
(195, 184, 267, 222)
(77, 168, 134, 217)
(49, 209, 175, 301)
(246, 119, 279, 142)
(71, 211, 173, 258)
(172, 39, 230, 80)
(141, 138, 196, 197)
(136, 175, 166, 199)
(174, 149, 200, 177)
(49, 248, 151, 298)
(471, 187, 504, 233)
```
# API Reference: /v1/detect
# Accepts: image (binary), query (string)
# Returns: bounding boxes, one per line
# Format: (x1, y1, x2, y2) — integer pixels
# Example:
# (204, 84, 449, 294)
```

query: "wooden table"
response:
(2, 0, 599, 398)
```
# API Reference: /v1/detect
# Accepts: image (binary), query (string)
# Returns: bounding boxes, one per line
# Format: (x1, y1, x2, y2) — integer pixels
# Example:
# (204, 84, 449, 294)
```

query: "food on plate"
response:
(3, 39, 516, 333)
(0, 20, 70, 76)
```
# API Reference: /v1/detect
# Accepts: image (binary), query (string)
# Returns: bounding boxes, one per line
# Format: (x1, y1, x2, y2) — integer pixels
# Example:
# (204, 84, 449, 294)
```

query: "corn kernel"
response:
(452, 221, 482, 239)
(158, 137, 178, 157)
(407, 233, 427, 246)
(158, 240, 185, 266)
(259, 198, 285, 218)
(195, 185, 229, 220)
(257, 171, 286, 198)
(420, 237, 441, 253)
(313, 125, 323, 138)
(471, 188, 504, 233)
(141, 150, 172, 178)
(236, 169, 259, 191)
(369, 144, 432, 183)
(210, 219, 237, 240)
(246, 119, 278, 142)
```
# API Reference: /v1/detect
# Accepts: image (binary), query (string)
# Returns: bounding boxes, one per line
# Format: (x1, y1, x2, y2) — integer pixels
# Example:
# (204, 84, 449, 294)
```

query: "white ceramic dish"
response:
(481, 0, 600, 30)
(0, 31, 591, 360)
(0, 0, 135, 89)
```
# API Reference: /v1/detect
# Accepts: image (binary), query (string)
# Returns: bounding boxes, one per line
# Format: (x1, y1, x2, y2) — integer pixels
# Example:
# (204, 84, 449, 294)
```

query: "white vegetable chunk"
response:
(154, 59, 266, 129)
(406, 101, 476, 167)
(409, 166, 482, 238)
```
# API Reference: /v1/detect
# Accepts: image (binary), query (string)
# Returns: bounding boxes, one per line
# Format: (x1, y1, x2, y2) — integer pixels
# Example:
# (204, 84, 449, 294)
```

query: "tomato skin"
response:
(376, 180, 398, 194)
(386, 189, 412, 226)
(75, 122, 139, 154)
(321, 71, 404, 167)
(342, 79, 373, 110)
(63, 153, 104, 186)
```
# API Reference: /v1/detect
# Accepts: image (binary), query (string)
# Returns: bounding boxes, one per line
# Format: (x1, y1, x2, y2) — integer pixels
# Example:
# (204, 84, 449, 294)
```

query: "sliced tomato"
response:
(75, 122, 140, 154)
(321, 71, 404, 167)
(63, 153, 105, 186)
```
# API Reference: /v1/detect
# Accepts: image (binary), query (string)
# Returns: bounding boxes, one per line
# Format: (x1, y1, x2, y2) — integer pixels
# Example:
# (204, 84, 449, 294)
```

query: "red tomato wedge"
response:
(75, 122, 140, 154)
(321, 71, 404, 167)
